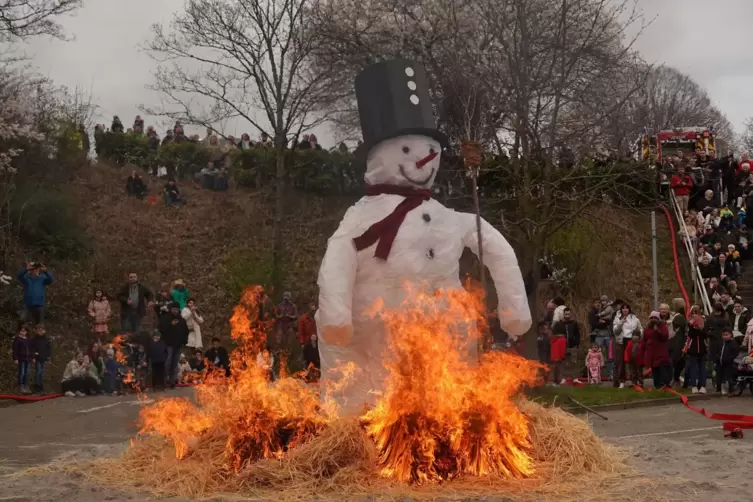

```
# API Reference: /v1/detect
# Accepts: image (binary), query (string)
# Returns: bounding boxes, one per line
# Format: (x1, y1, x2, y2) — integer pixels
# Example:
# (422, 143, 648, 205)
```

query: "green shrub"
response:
(10, 187, 91, 259)
(157, 141, 212, 179)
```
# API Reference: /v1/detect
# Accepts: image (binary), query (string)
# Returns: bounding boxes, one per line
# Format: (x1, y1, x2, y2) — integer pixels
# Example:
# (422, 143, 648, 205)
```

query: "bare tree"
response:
(145, 0, 331, 287)
(0, 0, 81, 41)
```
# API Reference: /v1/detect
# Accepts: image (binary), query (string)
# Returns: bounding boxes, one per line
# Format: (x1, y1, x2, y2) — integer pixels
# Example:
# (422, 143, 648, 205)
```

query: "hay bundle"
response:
(74, 402, 666, 501)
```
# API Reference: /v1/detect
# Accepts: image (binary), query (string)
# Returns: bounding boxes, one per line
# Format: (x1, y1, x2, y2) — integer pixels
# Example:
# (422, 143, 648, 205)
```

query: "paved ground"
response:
(1, 391, 752, 501)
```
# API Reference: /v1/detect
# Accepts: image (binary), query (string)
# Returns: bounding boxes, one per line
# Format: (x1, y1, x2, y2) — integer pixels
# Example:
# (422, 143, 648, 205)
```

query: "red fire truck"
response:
(638, 127, 716, 163)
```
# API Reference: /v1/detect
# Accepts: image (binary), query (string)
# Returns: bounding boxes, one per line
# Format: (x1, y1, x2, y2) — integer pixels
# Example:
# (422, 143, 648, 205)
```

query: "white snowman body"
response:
(315, 135, 531, 415)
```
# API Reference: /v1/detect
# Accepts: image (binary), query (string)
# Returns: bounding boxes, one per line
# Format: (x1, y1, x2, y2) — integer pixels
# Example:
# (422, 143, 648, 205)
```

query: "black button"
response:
(427, 249, 435, 259)
(422, 213, 431, 222)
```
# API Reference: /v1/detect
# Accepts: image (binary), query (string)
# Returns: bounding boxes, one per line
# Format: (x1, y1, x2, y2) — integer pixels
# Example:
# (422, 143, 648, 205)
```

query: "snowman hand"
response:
(321, 325, 353, 346)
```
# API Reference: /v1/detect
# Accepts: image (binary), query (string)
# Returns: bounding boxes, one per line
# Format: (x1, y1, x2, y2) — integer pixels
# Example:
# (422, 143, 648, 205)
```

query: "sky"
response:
(22, 0, 753, 144)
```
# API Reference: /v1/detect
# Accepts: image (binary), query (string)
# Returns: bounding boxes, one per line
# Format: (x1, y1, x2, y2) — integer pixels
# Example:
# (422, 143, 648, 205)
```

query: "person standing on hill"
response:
(670, 165, 694, 214)
(171, 279, 190, 310)
(17, 262, 53, 327)
(12, 326, 31, 394)
(87, 289, 111, 336)
(159, 302, 189, 388)
(641, 311, 671, 389)
(612, 303, 641, 388)
(118, 272, 154, 333)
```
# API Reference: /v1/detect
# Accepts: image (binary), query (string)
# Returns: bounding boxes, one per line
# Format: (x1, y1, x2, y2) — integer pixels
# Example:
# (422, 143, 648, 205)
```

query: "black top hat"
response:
(355, 58, 448, 155)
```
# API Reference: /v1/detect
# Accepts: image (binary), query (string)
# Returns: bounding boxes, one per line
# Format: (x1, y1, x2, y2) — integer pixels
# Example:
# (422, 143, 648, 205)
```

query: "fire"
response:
(136, 283, 542, 485)
(111, 334, 135, 386)
(361, 285, 543, 483)
(138, 285, 328, 470)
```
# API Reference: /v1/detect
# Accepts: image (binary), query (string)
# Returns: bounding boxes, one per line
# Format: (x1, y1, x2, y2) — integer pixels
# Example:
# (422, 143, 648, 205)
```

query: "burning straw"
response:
(76, 284, 660, 501)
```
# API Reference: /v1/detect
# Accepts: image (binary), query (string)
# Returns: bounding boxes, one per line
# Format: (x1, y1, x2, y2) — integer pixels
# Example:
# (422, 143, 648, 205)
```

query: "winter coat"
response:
(553, 319, 581, 349)
(588, 307, 600, 332)
(149, 339, 168, 364)
(641, 323, 671, 369)
(181, 307, 204, 335)
(298, 313, 317, 345)
(549, 335, 567, 362)
(719, 338, 740, 365)
(206, 346, 230, 375)
(685, 326, 707, 358)
(706, 313, 730, 358)
(729, 308, 751, 337)
(669, 314, 688, 361)
(30, 334, 51, 363)
(88, 298, 112, 324)
(612, 313, 641, 343)
(171, 287, 190, 310)
(586, 349, 603, 368)
(670, 174, 693, 196)
(158, 312, 189, 349)
(12, 335, 31, 362)
(61, 360, 86, 382)
(118, 282, 154, 317)
(17, 269, 53, 307)
(624, 339, 643, 365)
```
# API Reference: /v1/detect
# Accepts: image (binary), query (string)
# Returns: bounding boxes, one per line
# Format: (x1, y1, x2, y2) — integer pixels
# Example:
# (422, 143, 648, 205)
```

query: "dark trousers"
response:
(550, 361, 562, 383)
(717, 362, 736, 392)
(628, 362, 642, 386)
(33, 360, 45, 389)
(672, 357, 686, 384)
(685, 356, 707, 389)
(17, 360, 29, 385)
(62, 377, 101, 394)
(20, 305, 44, 325)
(165, 346, 181, 386)
(612, 342, 626, 385)
(121, 310, 142, 333)
(151, 362, 166, 388)
(652, 365, 671, 389)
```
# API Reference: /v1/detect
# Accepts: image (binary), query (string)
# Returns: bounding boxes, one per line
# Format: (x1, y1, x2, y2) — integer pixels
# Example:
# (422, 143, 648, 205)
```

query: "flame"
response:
(136, 283, 542, 484)
(361, 285, 543, 483)
(138, 285, 328, 470)
(112, 334, 135, 387)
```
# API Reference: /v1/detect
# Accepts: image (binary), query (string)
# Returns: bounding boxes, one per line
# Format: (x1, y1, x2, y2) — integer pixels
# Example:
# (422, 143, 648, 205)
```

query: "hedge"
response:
(93, 131, 661, 204)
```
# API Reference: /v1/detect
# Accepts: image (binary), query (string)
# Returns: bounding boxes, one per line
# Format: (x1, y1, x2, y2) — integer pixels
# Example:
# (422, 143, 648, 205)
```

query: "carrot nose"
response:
(416, 151, 438, 169)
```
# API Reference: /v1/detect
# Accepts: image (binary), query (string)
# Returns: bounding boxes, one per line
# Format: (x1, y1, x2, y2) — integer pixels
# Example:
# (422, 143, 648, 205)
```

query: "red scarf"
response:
(353, 184, 431, 260)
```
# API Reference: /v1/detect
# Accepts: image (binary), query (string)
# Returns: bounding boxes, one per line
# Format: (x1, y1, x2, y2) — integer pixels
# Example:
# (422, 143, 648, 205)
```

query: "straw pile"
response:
(76, 400, 665, 502)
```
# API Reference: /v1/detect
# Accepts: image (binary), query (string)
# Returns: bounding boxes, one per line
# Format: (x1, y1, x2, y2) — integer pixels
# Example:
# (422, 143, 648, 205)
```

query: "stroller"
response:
(732, 353, 753, 396)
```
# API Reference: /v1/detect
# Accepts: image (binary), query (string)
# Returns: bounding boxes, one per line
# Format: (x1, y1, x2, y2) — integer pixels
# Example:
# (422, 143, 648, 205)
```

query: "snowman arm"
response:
(461, 214, 532, 338)
(316, 233, 358, 339)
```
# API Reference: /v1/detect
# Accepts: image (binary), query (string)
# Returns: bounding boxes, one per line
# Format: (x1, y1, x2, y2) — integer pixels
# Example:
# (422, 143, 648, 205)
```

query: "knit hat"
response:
(649, 311, 660, 319)
(106, 348, 115, 357)
(600, 295, 609, 302)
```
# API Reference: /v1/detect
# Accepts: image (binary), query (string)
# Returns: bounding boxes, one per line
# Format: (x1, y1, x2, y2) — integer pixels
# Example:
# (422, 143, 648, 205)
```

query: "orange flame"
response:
(138, 285, 328, 470)
(111, 334, 135, 387)
(361, 285, 543, 483)
(137, 283, 542, 483)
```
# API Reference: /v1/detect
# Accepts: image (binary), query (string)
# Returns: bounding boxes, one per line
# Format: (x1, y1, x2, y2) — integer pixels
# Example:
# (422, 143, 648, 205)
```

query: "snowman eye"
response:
(402, 146, 410, 154)
(429, 147, 436, 155)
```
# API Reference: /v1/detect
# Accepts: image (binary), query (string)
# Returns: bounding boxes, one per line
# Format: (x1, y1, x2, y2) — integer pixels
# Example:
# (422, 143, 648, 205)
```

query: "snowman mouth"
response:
(399, 164, 435, 186)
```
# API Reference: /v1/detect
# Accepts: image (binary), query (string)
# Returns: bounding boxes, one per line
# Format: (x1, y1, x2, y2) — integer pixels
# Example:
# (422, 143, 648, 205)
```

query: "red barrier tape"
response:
(656, 204, 692, 315)
(665, 388, 753, 431)
(0, 393, 63, 402)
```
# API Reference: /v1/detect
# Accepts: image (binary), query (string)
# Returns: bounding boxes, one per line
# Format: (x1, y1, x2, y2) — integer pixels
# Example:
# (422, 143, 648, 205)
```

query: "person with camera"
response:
(641, 311, 672, 389)
(17, 261, 53, 326)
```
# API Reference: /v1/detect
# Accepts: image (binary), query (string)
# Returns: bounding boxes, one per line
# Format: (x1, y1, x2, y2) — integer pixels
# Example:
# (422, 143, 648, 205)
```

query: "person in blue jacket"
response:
(17, 262, 53, 326)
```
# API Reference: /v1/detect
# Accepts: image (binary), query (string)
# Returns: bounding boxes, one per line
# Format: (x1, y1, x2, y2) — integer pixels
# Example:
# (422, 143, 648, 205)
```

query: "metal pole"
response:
(651, 211, 659, 310)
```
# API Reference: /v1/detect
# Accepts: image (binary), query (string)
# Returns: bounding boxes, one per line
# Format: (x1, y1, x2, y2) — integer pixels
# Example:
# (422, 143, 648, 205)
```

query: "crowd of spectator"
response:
(11, 262, 321, 396)
(526, 150, 753, 395)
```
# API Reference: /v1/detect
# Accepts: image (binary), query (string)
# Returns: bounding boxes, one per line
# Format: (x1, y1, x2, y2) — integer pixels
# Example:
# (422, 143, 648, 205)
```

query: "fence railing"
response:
(668, 190, 712, 314)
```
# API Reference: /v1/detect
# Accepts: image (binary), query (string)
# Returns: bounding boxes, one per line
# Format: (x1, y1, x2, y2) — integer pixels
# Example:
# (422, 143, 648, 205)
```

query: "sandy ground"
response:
(1, 390, 752, 501)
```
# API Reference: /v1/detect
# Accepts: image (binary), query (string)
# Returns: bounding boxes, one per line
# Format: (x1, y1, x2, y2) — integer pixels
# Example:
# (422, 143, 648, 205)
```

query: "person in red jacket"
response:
(670, 165, 693, 214)
(624, 328, 644, 387)
(549, 331, 567, 385)
(641, 311, 672, 389)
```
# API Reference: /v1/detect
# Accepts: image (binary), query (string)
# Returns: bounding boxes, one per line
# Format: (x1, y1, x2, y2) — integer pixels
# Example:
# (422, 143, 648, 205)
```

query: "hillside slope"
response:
(0, 163, 680, 392)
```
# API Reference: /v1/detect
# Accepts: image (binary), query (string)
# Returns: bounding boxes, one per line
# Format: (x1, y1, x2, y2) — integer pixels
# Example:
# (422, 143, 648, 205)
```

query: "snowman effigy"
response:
(315, 59, 532, 414)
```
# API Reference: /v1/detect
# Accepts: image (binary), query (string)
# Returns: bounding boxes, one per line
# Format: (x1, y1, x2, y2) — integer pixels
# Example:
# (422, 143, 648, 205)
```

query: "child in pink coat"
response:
(586, 343, 604, 384)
